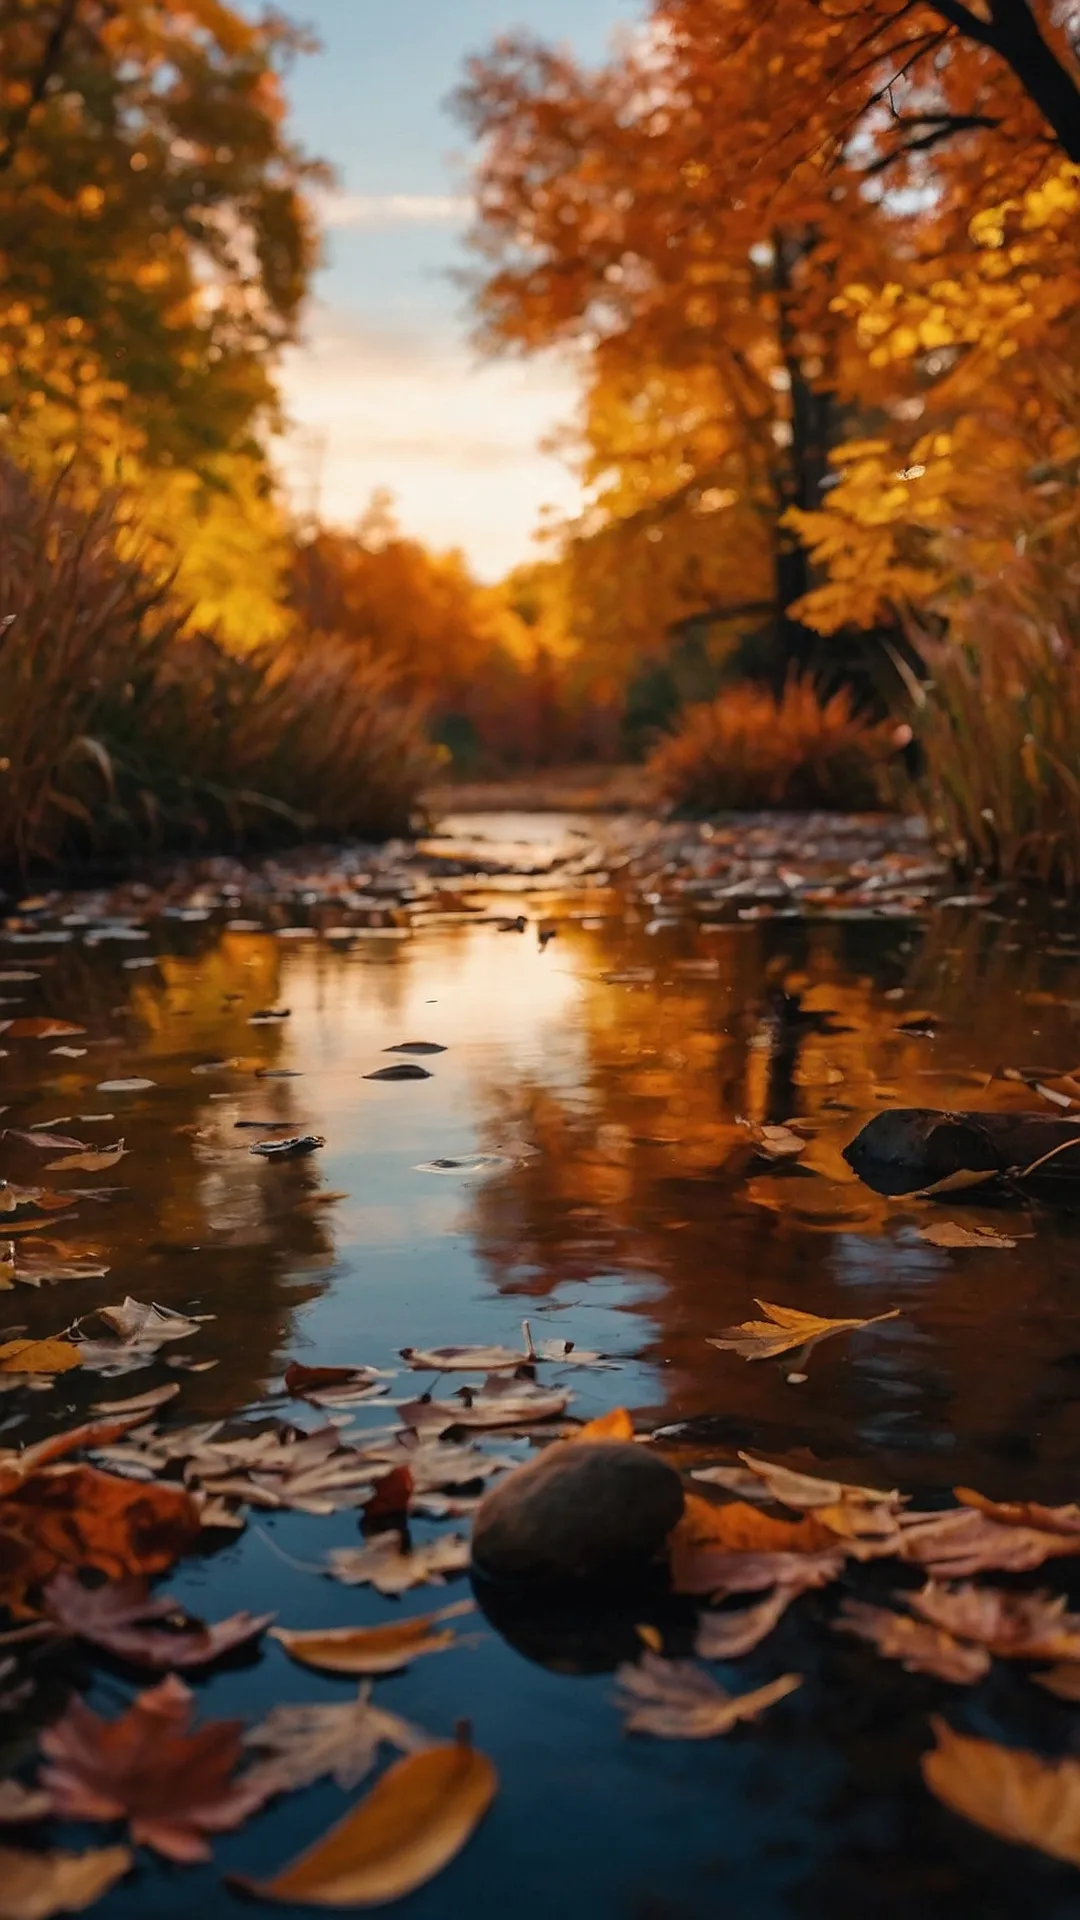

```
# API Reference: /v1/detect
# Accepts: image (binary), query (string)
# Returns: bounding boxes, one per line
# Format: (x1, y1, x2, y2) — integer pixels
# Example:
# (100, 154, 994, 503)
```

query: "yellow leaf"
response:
(270, 1602, 473, 1676)
(572, 1407, 634, 1443)
(232, 1735, 497, 1906)
(923, 1719, 1080, 1868)
(0, 1337, 81, 1374)
(709, 1300, 899, 1361)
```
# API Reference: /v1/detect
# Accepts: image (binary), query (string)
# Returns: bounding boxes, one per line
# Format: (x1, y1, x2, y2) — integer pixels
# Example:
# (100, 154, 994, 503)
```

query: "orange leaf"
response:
(0, 1465, 200, 1614)
(572, 1407, 634, 1443)
(673, 1494, 839, 1556)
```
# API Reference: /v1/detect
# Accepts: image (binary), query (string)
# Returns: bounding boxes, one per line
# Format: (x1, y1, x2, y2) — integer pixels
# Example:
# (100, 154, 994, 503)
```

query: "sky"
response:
(276, 0, 642, 579)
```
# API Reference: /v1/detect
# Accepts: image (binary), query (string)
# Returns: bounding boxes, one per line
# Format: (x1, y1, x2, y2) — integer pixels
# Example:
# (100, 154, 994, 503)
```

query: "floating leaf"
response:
(243, 1686, 432, 1795)
(917, 1221, 1019, 1249)
(954, 1487, 1080, 1534)
(0, 1844, 131, 1920)
(283, 1361, 390, 1400)
(922, 1718, 1080, 1869)
(232, 1732, 496, 1907)
(573, 1407, 635, 1443)
(750, 1123, 807, 1161)
(0, 1019, 85, 1040)
(0, 1339, 80, 1375)
(911, 1169, 999, 1198)
(400, 1344, 528, 1373)
(0, 1780, 52, 1824)
(39, 1674, 270, 1864)
(326, 1532, 470, 1595)
(709, 1301, 900, 1362)
(1034, 1665, 1080, 1702)
(837, 1599, 989, 1683)
(10, 1247, 110, 1288)
(42, 1572, 273, 1669)
(695, 1586, 804, 1659)
(672, 1494, 840, 1557)
(615, 1653, 801, 1738)
(911, 1582, 1080, 1659)
(899, 1506, 1080, 1576)
(94, 1079, 155, 1094)
(0, 1465, 201, 1612)
(5, 1132, 90, 1153)
(386, 1042, 446, 1055)
(364, 1064, 432, 1082)
(271, 1600, 473, 1676)
(249, 1135, 325, 1159)
(44, 1144, 127, 1174)
(90, 1384, 180, 1416)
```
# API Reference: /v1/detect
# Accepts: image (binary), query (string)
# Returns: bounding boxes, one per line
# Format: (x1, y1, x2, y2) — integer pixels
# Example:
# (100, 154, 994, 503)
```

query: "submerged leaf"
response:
(232, 1733, 496, 1907)
(917, 1221, 1019, 1249)
(923, 1718, 1080, 1868)
(243, 1686, 432, 1794)
(615, 1653, 801, 1738)
(694, 1586, 804, 1659)
(42, 1572, 273, 1669)
(271, 1601, 473, 1676)
(709, 1301, 900, 1361)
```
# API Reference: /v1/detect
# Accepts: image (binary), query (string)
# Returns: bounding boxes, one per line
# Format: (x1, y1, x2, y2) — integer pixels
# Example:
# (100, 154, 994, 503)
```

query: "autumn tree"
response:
(458, 0, 1077, 665)
(0, 0, 322, 467)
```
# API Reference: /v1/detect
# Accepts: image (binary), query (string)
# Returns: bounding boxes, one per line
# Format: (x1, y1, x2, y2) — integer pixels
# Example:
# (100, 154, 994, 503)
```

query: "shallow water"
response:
(4, 813, 1080, 1918)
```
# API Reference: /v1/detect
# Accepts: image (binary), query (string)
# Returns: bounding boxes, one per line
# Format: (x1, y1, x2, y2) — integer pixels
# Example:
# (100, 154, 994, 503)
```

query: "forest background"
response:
(1, 0, 1078, 882)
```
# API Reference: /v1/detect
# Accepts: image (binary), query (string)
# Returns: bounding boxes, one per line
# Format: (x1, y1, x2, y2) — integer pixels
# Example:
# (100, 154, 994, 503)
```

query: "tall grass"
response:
(648, 673, 904, 813)
(0, 459, 434, 872)
(899, 465, 1080, 888)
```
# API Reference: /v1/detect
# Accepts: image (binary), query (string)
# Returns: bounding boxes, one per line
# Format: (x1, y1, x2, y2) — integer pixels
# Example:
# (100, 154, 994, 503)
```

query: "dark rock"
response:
(471, 1441, 685, 1586)
(845, 1106, 1080, 1196)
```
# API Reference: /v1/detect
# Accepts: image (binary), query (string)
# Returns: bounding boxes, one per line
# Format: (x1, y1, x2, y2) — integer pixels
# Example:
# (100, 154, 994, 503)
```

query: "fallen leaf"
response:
(0, 1844, 131, 1920)
(670, 1540, 846, 1599)
(694, 1585, 805, 1659)
(694, 1454, 900, 1514)
(673, 1494, 841, 1557)
(837, 1599, 989, 1682)
(249, 1135, 325, 1159)
(709, 1301, 900, 1362)
(923, 1718, 1080, 1868)
(750, 1123, 807, 1161)
(0, 1020, 85, 1040)
(1034, 1664, 1080, 1702)
(283, 1360, 391, 1399)
(9, 1248, 109, 1288)
(400, 1344, 528, 1373)
(326, 1532, 471, 1595)
(242, 1685, 432, 1794)
(0, 1340, 80, 1376)
(271, 1600, 473, 1676)
(94, 1080, 154, 1094)
(615, 1653, 801, 1738)
(191, 1425, 376, 1515)
(4, 1133, 90, 1153)
(358, 1435, 515, 1493)
(955, 1487, 1080, 1534)
(899, 1506, 1080, 1576)
(39, 1674, 271, 1864)
(44, 1145, 127, 1175)
(0, 1186, 76, 1217)
(573, 1407, 635, 1443)
(0, 1465, 201, 1612)
(364, 1064, 432, 1082)
(0, 1780, 52, 1824)
(917, 1221, 1019, 1249)
(413, 1155, 510, 1176)
(407, 1373, 570, 1430)
(42, 1571, 273, 1669)
(232, 1731, 496, 1906)
(90, 1384, 180, 1416)
(363, 1466, 414, 1521)
(386, 1042, 446, 1055)
(911, 1169, 1000, 1198)
(912, 1582, 1080, 1659)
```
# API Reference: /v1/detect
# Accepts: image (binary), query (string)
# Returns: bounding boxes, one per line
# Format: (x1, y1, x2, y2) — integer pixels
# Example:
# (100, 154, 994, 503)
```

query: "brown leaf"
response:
(900, 1507, 1080, 1576)
(911, 1169, 1000, 1198)
(231, 1733, 496, 1907)
(911, 1582, 1080, 1660)
(10, 1247, 109, 1288)
(694, 1585, 804, 1659)
(0, 1844, 131, 1920)
(917, 1221, 1019, 1249)
(750, 1123, 808, 1161)
(242, 1686, 431, 1794)
(673, 1494, 840, 1556)
(573, 1407, 635, 1443)
(326, 1532, 471, 1595)
(709, 1300, 900, 1362)
(0, 1186, 76, 1217)
(922, 1718, 1080, 1868)
(42, 1572, 273, 1669)
(3, 1133, 90, 1153)
(249, 1135, 325, 1160)
(694, 1454, 901, 1514)
(615, 1653, 801, 1738)
(358, 1434, 515, 1493)
(364, 1063, 433, 1081)
(39, 1674, 271, 1864)
(44, 1145, 127, 1174)
(90, 1384, 180, 1417)
(283, 1361, 377, 1397)
(271, 1600, 473, 1676)
(1034, 1664, 1080, 1702)
(0, 1020, 85, 1040)
(0, 1340, 80, 1376)
(837, 1599, 989, 1683)
(363, 1466, 414, 1521)
(0, 1465, 200, 1613)
(400, 1374, 570, 1431)
(400, 1344, 528, 1372)
(955, 1487, 1080, 1534)
(0, 1780, 52, 1824)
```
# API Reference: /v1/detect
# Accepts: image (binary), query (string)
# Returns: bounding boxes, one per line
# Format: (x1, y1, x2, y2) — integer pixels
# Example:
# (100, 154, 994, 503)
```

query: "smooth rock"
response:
(471, 1441, 685, 1586)
(845, 1106, 1080, 1195)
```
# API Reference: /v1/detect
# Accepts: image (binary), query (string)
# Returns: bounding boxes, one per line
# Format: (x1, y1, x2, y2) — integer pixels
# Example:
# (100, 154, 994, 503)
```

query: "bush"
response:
(0, 460, 435, 871)
(648, 673, 904, 813)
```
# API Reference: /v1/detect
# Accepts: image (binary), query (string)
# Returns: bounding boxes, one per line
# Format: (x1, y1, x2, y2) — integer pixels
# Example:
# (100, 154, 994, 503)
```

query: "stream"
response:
(3, 810, 1080, 1919)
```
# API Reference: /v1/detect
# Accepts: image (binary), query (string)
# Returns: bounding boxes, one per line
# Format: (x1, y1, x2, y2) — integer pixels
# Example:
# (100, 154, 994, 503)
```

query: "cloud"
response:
(276, 304, 584, 579)
(315, 191, 472, 231)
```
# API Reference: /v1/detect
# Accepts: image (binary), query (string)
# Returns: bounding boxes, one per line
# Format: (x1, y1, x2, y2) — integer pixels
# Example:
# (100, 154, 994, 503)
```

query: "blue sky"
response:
(276, 0, 642, 576)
